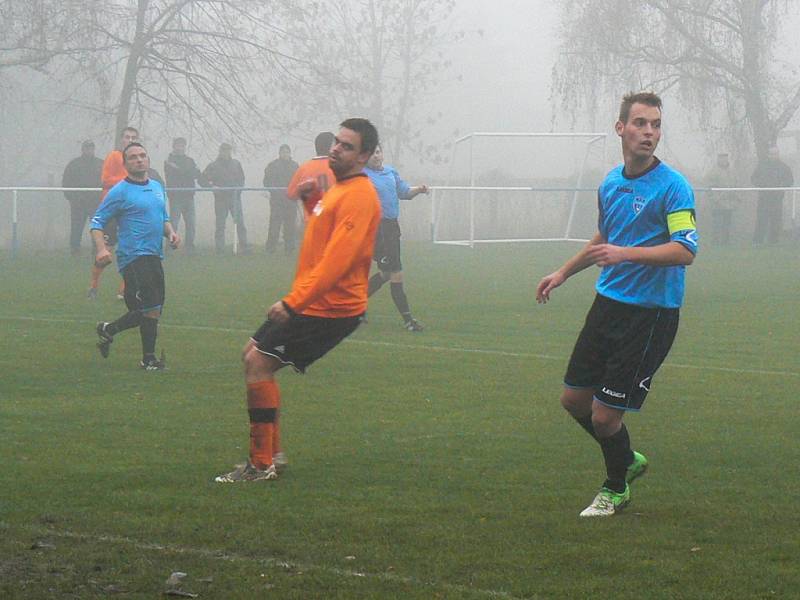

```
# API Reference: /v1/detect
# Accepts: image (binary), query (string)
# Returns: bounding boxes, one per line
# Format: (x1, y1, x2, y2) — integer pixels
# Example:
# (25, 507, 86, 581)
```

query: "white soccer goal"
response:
(432, 132, 608, 246)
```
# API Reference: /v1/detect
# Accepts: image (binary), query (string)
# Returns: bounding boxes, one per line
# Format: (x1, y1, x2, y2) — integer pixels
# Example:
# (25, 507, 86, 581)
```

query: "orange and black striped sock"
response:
(273, 407, 282, 456)
(247, 380, 280, 470)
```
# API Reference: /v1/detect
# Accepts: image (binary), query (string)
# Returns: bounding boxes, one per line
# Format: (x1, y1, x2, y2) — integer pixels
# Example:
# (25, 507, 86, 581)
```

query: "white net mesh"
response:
(433, 133, 607, 245)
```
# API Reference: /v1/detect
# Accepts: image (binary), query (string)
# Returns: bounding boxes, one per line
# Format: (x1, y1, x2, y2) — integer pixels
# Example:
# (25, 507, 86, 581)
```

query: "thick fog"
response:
(1, 0, 799, 249)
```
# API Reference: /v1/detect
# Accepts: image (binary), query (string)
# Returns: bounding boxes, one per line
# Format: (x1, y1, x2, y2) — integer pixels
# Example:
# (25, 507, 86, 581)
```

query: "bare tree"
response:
(0, 0, 83, 69)
(59, 0, 303, 143)
(280, 0, 461, 168)
(2, 1, 305, 145)
(552, 0, 800, 160)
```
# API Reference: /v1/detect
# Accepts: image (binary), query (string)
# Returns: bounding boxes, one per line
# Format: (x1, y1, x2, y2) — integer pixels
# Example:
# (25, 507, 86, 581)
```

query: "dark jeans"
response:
(711, 208, 733, 245)
(214, 192, 248, 252)
(266, 197, 298, 252)
(68, 199, 97, 252)
(169, 193, 196, 250)
(753, 198, 783, 245)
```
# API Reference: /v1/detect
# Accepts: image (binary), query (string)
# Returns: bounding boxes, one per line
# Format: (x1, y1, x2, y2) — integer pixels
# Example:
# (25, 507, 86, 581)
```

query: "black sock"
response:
(573, 413, 598, 441)
(598, 423, 634, 493)
(139, 317, 158, 357)
(390, 282, 412, 322)
(368, 273, 386, 296)
(107, 311, 142, 336)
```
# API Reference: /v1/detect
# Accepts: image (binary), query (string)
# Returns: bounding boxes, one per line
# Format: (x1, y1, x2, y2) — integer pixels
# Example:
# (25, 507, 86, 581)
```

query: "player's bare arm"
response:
(164, 222, 181, 249)
(536, 232, 605, 303)
(90, 228, 112, 266)
(586, 241, 694, 267)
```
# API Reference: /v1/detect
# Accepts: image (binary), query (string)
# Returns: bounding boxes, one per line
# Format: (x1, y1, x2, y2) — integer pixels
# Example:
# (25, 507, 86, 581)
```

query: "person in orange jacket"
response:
(87, 126, 139, 300)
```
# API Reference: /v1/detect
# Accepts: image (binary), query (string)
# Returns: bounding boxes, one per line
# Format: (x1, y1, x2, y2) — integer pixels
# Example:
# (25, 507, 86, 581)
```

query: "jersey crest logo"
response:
(633, 196, 645, 213)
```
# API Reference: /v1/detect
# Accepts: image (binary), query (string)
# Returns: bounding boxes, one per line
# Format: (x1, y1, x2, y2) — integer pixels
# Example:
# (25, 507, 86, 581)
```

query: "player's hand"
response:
(297, 178, 320, 200)
(94, 248, 112, 268)
(536, 271, 565, 304)
(267, 301, 291, 324)
(586, 243, 627, 266)
(168, 231, 181, 249)
(418, 184, 429, 194)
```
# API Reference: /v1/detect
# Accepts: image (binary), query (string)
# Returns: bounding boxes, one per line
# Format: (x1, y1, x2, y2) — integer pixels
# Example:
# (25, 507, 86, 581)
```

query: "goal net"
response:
(432, 132, 608, 246)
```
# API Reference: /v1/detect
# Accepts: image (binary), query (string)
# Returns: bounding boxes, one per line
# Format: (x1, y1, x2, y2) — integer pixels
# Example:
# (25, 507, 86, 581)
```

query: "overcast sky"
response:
(443, 0, 558, 136)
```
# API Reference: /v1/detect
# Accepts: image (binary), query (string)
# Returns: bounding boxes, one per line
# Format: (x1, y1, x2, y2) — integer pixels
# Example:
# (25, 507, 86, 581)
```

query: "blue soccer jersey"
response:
(595, 158, 698, 308)
(90, 178, 169, 271)
(364, 165, 412, 219)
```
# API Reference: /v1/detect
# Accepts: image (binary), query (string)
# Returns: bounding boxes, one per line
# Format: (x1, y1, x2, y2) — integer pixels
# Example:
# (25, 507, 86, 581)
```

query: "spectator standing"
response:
(164, 137, 201, 253)
(201, 143, 249, 255)
(62, 140, 103, 256)
(751, 144, 794, 245)
(704, 151, 739, 245)
(263, 144, 300, 254)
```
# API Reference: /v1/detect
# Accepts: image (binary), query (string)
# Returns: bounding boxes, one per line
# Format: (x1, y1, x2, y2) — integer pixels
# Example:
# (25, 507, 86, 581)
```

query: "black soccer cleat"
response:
(96, 322, 113, 358)
(404, 318, 424, 332)
(140, 354, 166, 371)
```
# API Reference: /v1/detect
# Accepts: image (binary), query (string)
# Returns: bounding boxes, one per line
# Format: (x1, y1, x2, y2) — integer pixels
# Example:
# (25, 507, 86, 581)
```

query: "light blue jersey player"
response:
(536, 92, 698, 518)
(90, 143, 180, 371)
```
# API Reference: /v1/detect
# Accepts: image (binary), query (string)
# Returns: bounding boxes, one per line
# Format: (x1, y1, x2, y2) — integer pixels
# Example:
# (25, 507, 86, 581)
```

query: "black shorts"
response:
(251, 314, 362, 373)
(373, 219, 402, 272)
(121, 255, 165, 313)
(564, 294, 679, 411)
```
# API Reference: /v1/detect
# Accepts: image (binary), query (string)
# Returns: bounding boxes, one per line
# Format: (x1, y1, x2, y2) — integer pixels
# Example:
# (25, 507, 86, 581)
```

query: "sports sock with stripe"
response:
(247, 380, 280, 470)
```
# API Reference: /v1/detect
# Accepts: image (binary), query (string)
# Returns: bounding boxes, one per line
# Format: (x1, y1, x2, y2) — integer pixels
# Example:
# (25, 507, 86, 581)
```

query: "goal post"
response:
(432, 132, 608, 247)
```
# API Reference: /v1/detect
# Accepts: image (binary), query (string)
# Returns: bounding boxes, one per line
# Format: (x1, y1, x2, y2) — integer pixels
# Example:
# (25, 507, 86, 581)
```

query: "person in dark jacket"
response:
(263, 144, 299, 254)
(751, 144, 794, 245)
(201, 143, 248, 255)
(164, 137, 201, 253)
(62, 140, 103, 255)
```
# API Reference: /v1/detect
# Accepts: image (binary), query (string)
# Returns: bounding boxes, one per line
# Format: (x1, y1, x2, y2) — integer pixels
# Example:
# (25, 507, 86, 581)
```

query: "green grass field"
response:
(1, 241, 798, 599)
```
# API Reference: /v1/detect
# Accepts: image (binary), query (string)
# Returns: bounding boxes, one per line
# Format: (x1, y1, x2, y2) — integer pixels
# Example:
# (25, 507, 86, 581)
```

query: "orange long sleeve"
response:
(100, 150, 127, 201)
(283, 173, 380, 317)
(287, 157, 335, 204)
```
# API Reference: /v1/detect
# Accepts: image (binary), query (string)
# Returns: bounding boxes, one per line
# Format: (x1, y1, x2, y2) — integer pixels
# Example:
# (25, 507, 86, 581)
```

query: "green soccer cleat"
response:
(626, 450, 649, 485)
(579, 485, 631, 517)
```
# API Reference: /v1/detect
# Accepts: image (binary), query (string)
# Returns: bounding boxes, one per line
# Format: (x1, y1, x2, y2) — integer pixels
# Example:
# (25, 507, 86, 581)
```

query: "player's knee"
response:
(560, 388, 590, 415)
(591, 410, 623, 438)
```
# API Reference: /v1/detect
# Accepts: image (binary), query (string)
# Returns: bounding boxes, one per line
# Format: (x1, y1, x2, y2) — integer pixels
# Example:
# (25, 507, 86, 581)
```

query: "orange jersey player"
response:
(287, 131, 336, 213)
(87, 126, 139, 300)
(215, 118, 381, 484)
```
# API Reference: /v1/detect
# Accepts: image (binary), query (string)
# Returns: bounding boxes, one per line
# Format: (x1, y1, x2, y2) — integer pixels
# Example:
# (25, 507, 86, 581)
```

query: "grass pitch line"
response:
(3, 314, 799, 379)
(5, 523, 529, 600)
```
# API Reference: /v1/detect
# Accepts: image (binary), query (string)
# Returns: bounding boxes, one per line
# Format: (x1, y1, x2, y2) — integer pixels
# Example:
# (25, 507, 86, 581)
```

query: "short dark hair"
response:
(120, 126, 139, 138)
(279, 144, 291, 153)
(339, 118, 379, 156)
(618, 91, 662, 124)
(173, 137, 187, 146)
(122, 142, 146, 160)
(314, 132, 335, 156)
